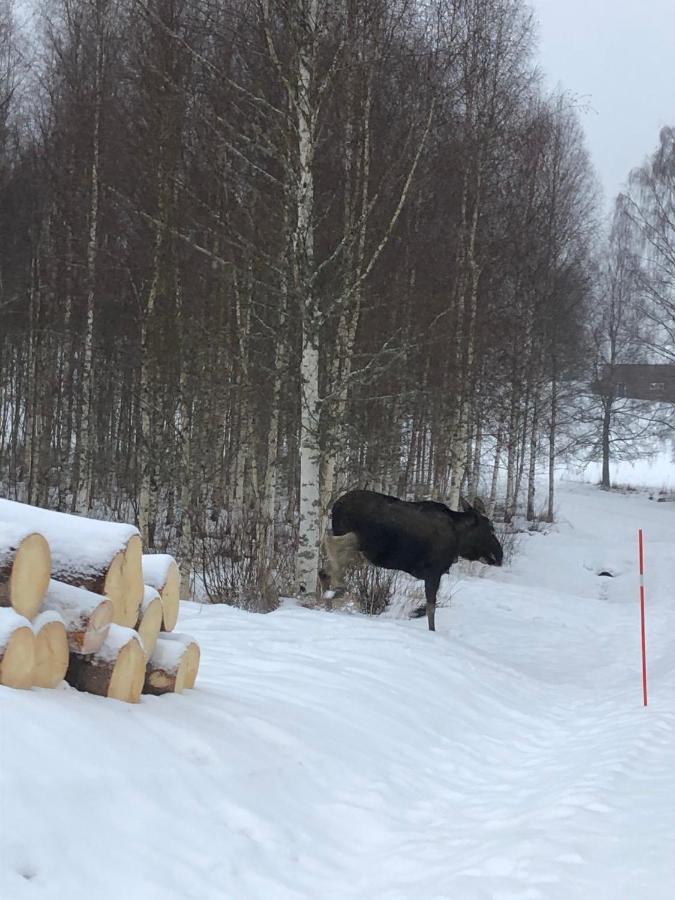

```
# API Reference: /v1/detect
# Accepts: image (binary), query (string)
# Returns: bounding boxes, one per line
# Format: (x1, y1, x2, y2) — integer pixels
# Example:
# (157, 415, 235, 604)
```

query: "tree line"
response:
(1, 0, 671, 606)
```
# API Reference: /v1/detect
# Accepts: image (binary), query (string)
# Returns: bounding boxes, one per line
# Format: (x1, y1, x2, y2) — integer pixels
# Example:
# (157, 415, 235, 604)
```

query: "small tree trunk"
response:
(601, 397, 612, 490)
(76, 14, 105, 513)
(139, 166, 170, 548)
(176, 276, 194, 598)
(503, 385, 520, 523)
(294, 0, 321, 596)
(488, 425, 504, 517)
(547, 375, 557, 523)
(468, 417, 483, 500)
(526, 396, 540, 521)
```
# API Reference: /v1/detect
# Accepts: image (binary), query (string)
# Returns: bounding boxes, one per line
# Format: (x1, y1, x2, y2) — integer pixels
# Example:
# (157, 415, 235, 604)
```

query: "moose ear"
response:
(472, 496, 486, 515)
(459, 497, 473, 512)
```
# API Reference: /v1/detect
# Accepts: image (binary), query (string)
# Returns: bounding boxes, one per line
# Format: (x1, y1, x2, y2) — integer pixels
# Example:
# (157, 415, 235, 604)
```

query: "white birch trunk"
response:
(138, 171, 167, 548)
(488, 424, 504, 517)
(261, 281, 287, 562)
(177, 293, 193, 598)
(77, 12, 104, 513)
(449, 162, 482, 508)
(547, 373, 557, 523)
(526, 394, 540, 521)
(294, 0, 321, 596)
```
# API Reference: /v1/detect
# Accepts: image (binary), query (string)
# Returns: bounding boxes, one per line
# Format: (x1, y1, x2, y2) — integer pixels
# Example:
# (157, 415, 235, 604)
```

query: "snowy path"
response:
(2, 483, 675, 899)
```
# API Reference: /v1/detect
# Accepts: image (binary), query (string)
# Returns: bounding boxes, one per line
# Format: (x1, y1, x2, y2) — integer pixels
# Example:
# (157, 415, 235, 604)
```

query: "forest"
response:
(1, 0, 673, 607)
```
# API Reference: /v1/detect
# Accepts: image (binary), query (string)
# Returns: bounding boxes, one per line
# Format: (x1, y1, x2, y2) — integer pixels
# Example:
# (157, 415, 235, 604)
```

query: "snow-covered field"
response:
(2, 480, 675, 900)
(563, 440, 675, 492)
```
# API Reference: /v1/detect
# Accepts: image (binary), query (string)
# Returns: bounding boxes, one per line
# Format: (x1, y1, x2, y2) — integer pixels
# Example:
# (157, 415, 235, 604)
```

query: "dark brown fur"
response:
(321, 490, 503, 631)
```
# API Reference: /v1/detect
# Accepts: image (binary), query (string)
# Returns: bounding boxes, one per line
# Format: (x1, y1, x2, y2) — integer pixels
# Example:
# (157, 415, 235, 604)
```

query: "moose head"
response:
(457, 496, 504, 567)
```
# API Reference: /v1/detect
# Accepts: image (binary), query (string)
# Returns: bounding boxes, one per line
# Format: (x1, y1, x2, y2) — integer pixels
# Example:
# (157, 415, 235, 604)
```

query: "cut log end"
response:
(121, 534, 145, 626)
(0, 611, 35, 690)
(159, 560, 180, 632)
(182, 641, 200, 690)
(33, 616, 69, 689)
(108, 639, 146, 702)
(82, 597, 115, 655)
(136, 590, 163, 658)
(104, 537, 143, 628)
(143, 634, 200, 695)
(0, 531, 51, 620)
(143, 555, 180, 632)
(102, 549, 126, 624)
(66, 625, 146, 703)
(43, 581, 113, 655)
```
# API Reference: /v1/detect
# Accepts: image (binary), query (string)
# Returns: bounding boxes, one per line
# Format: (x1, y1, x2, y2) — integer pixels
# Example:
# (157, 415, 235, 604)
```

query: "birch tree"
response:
(0, 0, 604, 608)
(624, 126, 675, 362)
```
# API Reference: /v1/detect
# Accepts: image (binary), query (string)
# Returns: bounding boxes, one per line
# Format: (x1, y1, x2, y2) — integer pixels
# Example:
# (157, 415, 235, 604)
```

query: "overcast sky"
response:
(531, 0, 675, 216)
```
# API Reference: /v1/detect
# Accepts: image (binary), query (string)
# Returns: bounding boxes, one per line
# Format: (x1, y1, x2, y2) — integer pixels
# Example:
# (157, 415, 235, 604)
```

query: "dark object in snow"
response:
(321, 491, 503, 632)
(598, 571, 614, 577)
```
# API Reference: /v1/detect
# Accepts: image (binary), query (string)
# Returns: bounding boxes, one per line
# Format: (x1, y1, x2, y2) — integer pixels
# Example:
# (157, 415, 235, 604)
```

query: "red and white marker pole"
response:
(638, 528, 648, 707)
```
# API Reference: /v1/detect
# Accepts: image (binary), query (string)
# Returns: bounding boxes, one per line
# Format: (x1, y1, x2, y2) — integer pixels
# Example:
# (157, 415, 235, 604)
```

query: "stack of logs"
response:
(0, 499, 199, 703)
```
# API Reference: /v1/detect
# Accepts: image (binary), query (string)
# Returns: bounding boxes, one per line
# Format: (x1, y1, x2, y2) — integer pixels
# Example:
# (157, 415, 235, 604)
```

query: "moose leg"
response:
(321, 532, 360, 609)
(424, 572, 441, 632)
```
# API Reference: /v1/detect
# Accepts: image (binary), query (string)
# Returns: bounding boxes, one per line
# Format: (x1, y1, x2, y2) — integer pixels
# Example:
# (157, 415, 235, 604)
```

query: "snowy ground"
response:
(562, 439, 675, 492)
(2, 480, 675, 900)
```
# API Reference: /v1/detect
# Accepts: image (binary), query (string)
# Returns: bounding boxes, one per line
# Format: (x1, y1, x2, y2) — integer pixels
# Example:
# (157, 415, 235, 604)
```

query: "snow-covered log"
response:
(66, 624, 146, 703)
(32, 611, 69, 688)
(142, 554, 180, 632)
(143, 633, 200, 695)
(135, 586, 163, 658)
(0, 522, 51, 620)
(0, 608, 35, 689)
(0, 499, 143, 627)
(42, 580, 113, 655)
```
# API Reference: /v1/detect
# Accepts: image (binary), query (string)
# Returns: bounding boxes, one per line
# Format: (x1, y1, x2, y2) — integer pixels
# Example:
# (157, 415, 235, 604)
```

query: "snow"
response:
(0, 608, 30, 651)
(95, 624, 143, 664)
(149, 636, 187, 672)
(0, 498, 138, 578)
(0, 520, 40, 557)
(142, 553, 175, 589)
(562, 440, 675, 492)
(31, 611, 64, 633)
(159, 631, 198, 649)
(142, 585, 161, 610)
(2, 481, 675, 899)
(42, 580, 107, 630)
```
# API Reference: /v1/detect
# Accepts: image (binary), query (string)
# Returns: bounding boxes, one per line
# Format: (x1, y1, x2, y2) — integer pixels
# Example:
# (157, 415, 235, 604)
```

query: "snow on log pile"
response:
(0, 498, 143, 626)
(0, 499, 200, 701)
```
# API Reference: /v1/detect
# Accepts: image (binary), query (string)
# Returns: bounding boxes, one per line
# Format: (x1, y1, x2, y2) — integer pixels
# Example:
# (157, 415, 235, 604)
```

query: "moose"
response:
(320, 490, 503, 631)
